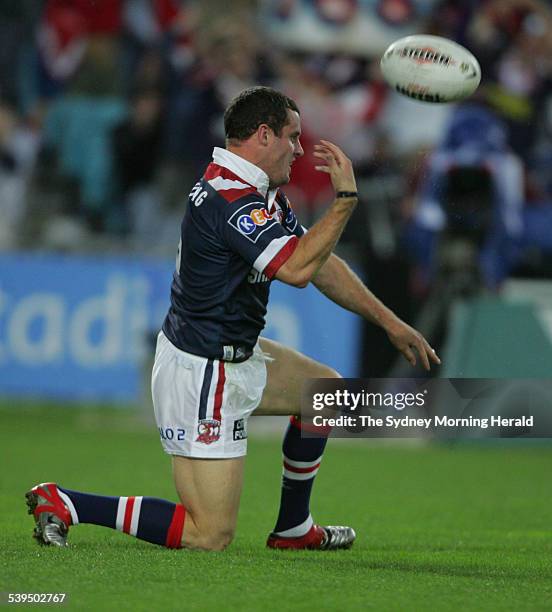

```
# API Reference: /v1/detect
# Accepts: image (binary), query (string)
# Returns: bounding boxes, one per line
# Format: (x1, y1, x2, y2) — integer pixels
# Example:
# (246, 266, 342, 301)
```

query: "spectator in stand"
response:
(0, 102, 41, 249)
(121, 0, 185, 95)
(530, 93, 552, 201)
(435, 0, 552, 159)
(33, 1, 88, 101)
(274, 52, 388, 224)
(164, 18, 263, 178)
(35, 1, 128, 238)
(404, 103, 526, 290)
(0, 2, 42, 111)
(31, 0, 128, 103)
(112, 87, 170, 252)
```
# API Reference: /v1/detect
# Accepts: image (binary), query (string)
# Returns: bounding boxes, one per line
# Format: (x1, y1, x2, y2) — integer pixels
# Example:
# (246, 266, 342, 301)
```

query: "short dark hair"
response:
(224, 86, 299, 142)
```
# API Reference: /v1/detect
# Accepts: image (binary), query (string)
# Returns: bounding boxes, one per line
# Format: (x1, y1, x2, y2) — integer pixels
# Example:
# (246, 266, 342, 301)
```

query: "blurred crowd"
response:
(1, 0, 552, 374)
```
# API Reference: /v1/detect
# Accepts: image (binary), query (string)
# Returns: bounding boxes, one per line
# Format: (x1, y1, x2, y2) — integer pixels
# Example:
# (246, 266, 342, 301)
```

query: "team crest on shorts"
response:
(196, 419, 221, 444)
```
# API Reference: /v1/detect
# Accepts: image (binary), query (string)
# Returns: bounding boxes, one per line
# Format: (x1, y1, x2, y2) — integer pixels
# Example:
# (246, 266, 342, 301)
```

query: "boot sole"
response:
(25, 489, 47, 545)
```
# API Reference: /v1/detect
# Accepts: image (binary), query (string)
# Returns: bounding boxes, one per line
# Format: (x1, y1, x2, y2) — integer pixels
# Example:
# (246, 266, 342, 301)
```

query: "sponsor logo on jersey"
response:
(270, 200, 285, 224)
(196, 419, 221, 444)
(237, 214, 256, 235)
(228, 202, 279, 243)
(222, 345, 252, 361)
(250, 208, 272, 226)
(234, 347, 246, 360)
(233, 418, 247, 441)
(285, 209, 296, 226)
(248, 268, 270, 284)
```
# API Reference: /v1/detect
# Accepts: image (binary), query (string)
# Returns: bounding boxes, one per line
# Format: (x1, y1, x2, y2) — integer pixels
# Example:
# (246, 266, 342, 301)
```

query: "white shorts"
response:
(151, 331, 267, 458)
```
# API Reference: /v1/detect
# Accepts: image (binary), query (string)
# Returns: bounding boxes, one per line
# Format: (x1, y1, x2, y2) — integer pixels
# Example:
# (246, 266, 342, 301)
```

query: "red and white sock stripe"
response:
(290, 415, 332, 436)
(165, 504, 186, 549)
(283, 456, 322, 481)
(116, 496, 143, 536)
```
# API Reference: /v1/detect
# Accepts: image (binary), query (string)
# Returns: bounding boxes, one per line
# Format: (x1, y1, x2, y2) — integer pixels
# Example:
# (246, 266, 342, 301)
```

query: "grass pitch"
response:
(1, 403, 551, 611)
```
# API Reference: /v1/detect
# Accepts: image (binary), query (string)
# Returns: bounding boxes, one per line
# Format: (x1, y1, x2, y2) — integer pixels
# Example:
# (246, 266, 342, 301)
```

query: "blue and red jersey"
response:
(162, 147, 304, 362)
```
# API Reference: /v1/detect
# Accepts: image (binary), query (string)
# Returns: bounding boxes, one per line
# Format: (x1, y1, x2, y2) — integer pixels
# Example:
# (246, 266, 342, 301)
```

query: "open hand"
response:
(313, 140, 357, 193)
(385, 319, 441, 371)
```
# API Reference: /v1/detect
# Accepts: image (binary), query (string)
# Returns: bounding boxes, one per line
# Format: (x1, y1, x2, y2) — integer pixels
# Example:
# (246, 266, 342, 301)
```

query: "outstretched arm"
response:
(312, 254, 441, 370)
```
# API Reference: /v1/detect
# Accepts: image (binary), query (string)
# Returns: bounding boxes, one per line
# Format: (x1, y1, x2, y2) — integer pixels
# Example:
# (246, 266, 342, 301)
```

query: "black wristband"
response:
(336, 191, 358, 199)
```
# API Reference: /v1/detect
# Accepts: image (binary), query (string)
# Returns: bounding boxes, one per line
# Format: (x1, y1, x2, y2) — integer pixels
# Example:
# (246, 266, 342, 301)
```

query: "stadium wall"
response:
(0, 252, 360, 403)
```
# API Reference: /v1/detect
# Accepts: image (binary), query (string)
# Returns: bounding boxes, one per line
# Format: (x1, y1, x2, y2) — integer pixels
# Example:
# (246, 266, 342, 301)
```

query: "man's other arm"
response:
(312, 254, 441, 371)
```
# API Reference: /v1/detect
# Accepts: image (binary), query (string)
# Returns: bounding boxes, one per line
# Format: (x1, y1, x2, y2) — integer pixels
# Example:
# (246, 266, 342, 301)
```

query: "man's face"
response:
(264, 109, 304, 188)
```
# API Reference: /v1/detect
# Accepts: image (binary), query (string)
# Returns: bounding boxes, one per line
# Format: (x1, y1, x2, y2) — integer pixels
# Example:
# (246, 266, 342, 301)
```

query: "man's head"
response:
(224, 86, 304, 188)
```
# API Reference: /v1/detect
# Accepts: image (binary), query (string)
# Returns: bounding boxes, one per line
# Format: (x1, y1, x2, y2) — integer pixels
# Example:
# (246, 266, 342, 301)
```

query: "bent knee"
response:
(198, 527, 235, 552)
(321, 366, 342, 379)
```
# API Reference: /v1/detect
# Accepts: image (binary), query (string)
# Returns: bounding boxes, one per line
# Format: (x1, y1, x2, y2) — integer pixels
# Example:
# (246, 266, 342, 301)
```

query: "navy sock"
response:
(273, 417, 330, 536)
(58, 487, 185, 548)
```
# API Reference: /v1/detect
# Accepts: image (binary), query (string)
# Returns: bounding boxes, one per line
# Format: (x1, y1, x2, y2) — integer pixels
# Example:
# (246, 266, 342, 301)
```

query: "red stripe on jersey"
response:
(204, 163, 245, 183)
(218, 187, 258, 203)
(264, 236, 299, 279)
(204, 163, 259, 202)
(283, 460, 321, 474)
(165, 504, 186, 549)
(212, 361, 226, 422)
(123, 496, 135, 534)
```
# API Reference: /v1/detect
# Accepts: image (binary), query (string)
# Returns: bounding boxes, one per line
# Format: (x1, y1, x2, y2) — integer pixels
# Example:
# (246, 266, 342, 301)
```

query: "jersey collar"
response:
(212, 147, 270, 198)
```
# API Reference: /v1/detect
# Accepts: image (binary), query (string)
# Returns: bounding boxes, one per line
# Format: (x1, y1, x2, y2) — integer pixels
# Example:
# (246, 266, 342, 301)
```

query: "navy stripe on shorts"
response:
(198, 359, 214, 420)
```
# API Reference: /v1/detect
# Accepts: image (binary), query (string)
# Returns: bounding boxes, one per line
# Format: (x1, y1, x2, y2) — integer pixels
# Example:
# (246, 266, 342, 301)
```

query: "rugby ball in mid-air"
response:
(380, 35, 481, 103)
